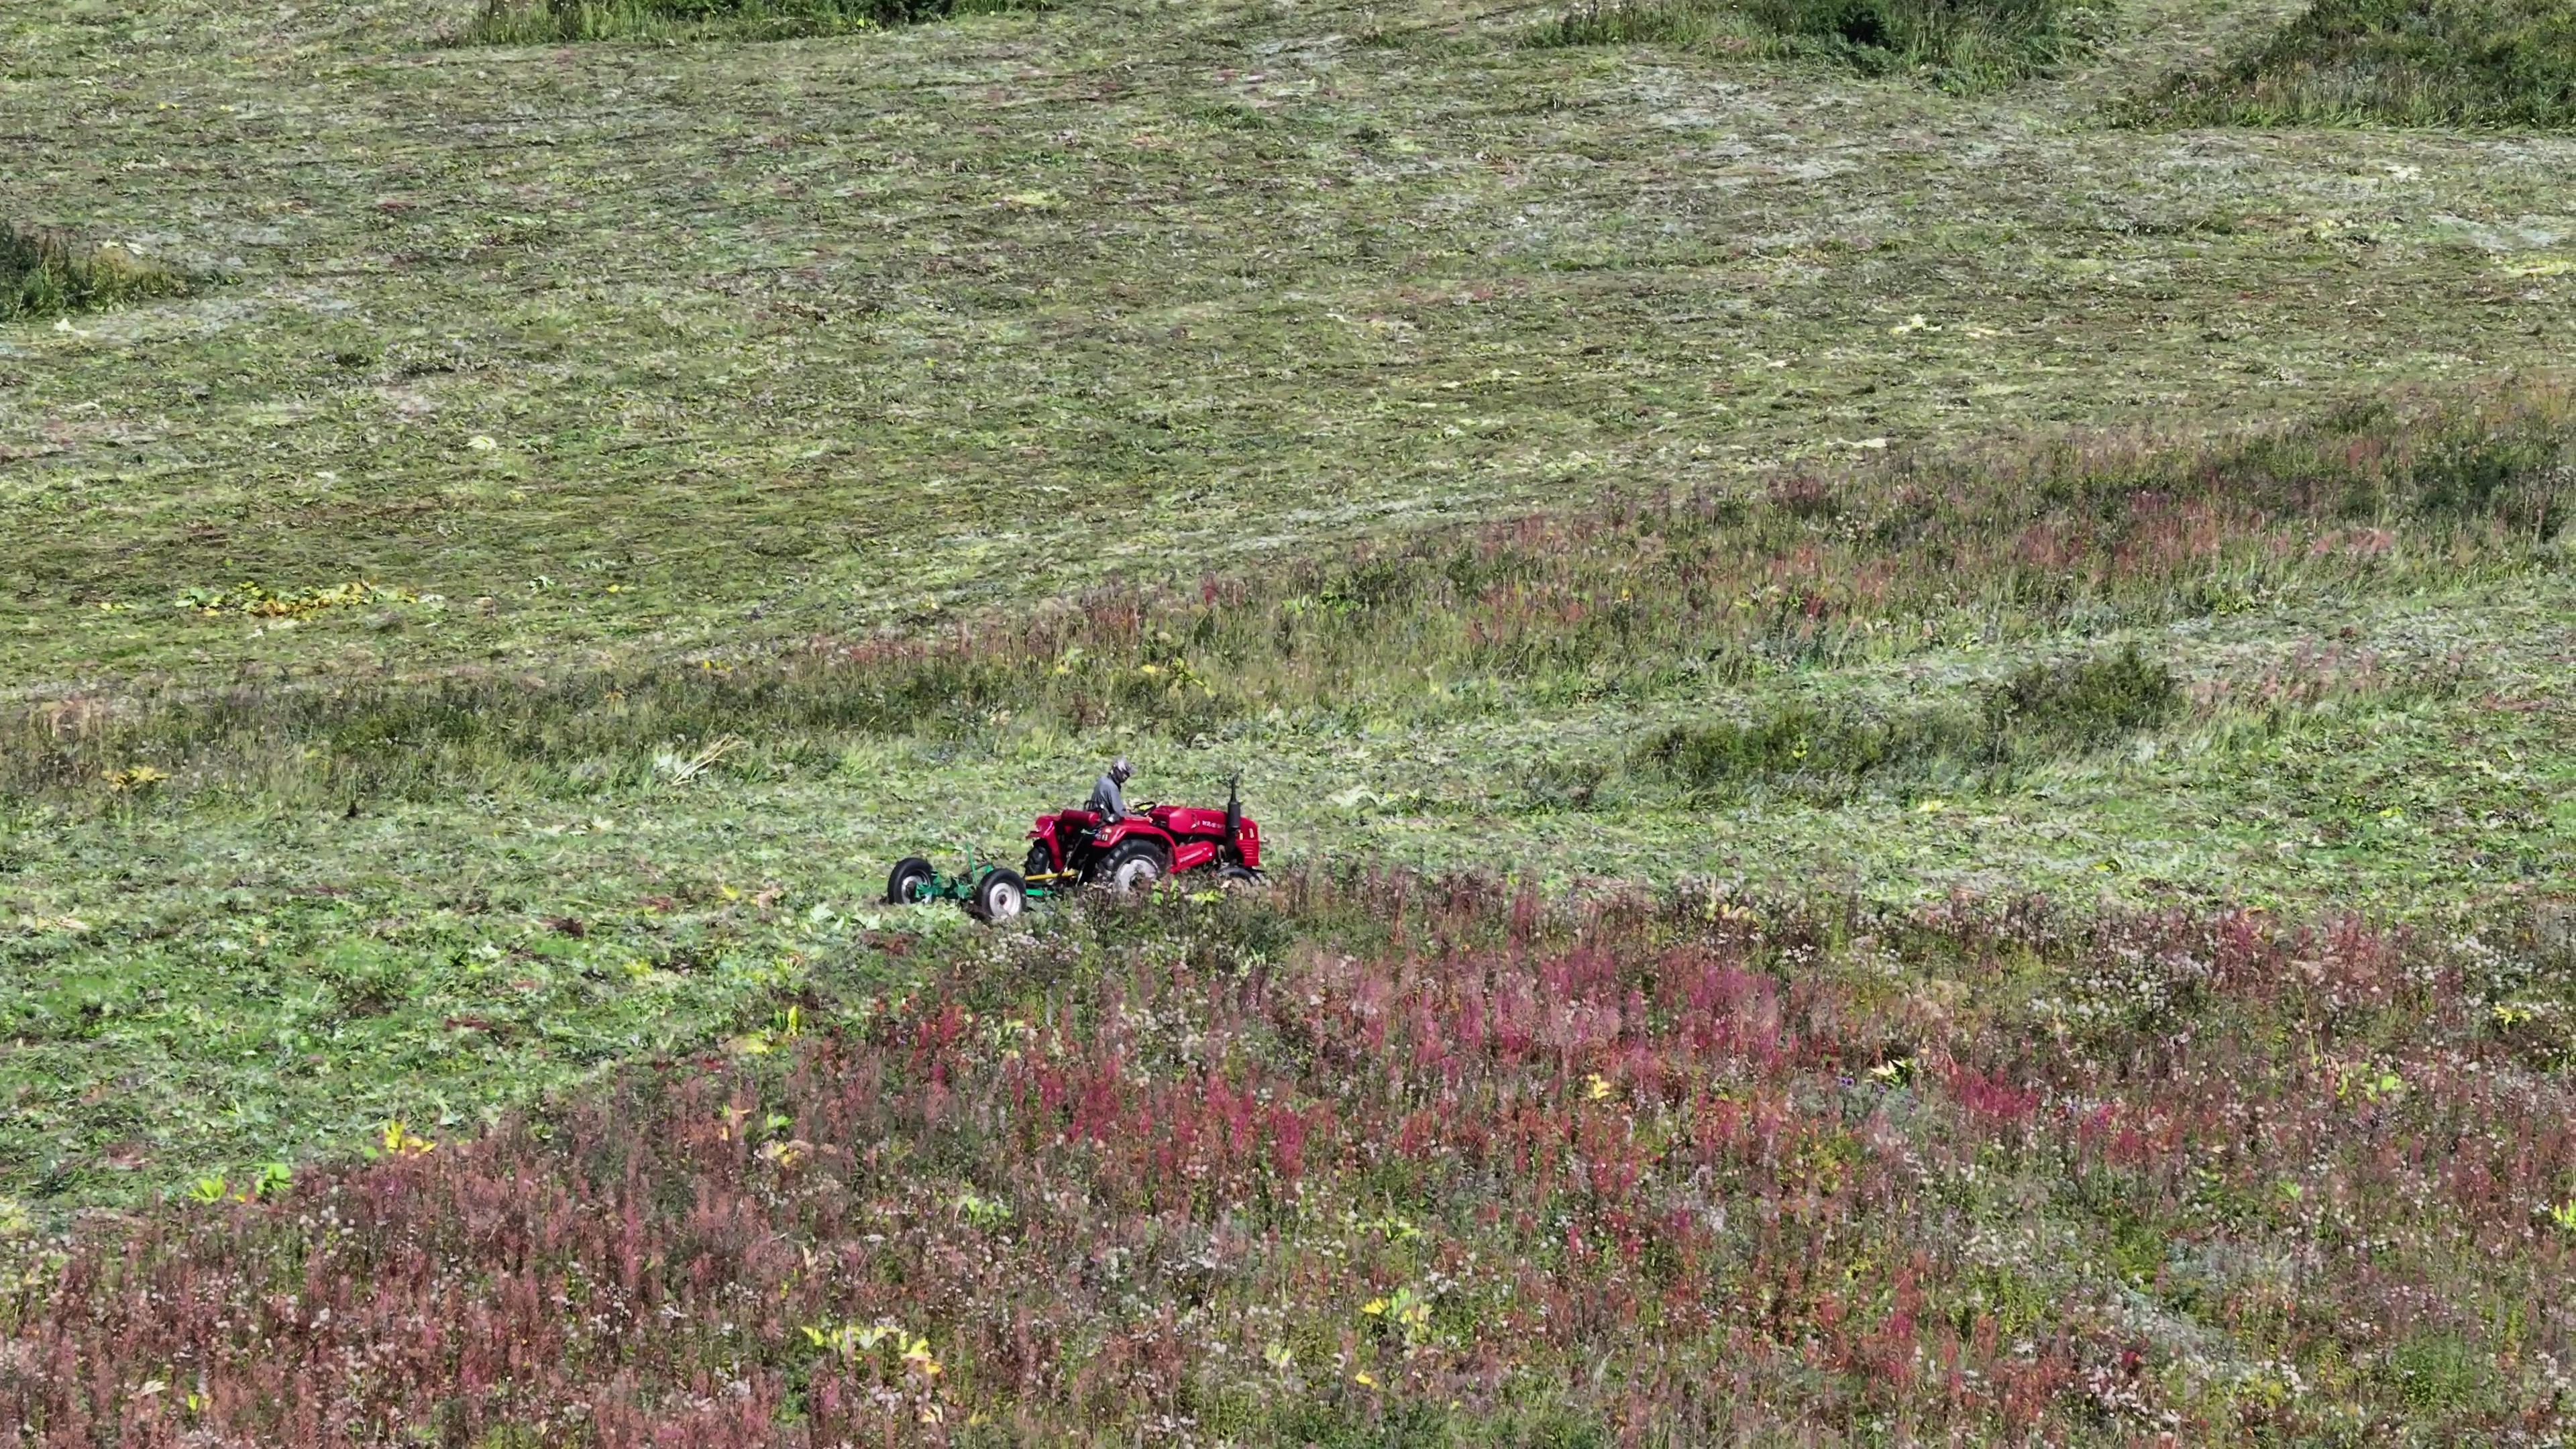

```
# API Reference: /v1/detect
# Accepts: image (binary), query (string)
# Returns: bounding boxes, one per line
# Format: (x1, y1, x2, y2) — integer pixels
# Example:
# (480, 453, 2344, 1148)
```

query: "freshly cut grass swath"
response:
(462, 0, 1028, 44)
(1532, 0, 2110, 91)
(2133, 0, 2576, 129)
(11, 385, 2565, 805)
(0, 224, 190, 323)
(3, 882, 2570, 1440)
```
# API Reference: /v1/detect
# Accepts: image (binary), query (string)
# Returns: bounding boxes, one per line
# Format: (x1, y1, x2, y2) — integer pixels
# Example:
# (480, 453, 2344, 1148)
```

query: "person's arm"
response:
(1103, 776, 1126, 818)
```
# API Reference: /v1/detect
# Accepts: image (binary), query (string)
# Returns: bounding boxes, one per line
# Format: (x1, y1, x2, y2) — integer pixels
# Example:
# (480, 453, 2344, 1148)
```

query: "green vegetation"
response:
(1, 224, 191, 323)
(0, 0, 2571, 1436)
(1986, 644, 2180, 751)
(1530, 0, 1727, 47)
(2135, 0, 2576, 128)
(1534, 0, 2110, 89)
(462, 0, 1032, 45)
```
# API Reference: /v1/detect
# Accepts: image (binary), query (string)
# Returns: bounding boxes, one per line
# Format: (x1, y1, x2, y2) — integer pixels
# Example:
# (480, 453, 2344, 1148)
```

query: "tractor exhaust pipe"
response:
(1225, 773, 1242, 855)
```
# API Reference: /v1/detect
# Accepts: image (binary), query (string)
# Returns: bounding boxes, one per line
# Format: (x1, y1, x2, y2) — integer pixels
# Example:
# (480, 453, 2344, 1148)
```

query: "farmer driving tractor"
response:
(883, 757, 1260, 920)
(1087, 757, 1137, 821)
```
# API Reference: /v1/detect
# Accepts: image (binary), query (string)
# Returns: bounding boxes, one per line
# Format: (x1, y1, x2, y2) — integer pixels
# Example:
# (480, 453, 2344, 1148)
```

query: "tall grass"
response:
(1532, 0, 2112, 91)
(7, 386, 2569, 804)
(462, 0, 1030, 44)
(2131, 0, 2576, 129)
(3, 881, 2569, 1439)
(1531, 0, 1741, 48)
(0, 224, 191, 323)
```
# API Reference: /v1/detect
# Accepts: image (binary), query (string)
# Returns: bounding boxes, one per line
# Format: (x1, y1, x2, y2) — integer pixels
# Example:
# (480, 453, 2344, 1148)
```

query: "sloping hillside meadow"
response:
(2, 0, 2571, 1440)
(9, 885, 2576, 1441)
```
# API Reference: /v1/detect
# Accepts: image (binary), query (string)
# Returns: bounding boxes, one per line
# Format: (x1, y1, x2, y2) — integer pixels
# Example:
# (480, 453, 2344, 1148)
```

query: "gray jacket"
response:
(1087, 773, 1128, 818)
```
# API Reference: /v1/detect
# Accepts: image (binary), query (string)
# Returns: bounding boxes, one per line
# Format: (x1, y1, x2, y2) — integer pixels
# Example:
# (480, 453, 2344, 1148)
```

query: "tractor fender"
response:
(1091, 819, 1173, 855)
(1171, 840, 1217, 874)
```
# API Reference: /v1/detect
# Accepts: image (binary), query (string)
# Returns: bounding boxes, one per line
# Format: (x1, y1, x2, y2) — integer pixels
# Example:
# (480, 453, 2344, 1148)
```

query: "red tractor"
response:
(1024, 774, 1263, 895)
(884, 777, 1263, 921)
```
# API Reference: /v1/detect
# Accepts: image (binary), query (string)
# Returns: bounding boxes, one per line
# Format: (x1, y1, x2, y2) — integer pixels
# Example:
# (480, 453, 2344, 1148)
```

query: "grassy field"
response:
(3, 0, 2573, 1438)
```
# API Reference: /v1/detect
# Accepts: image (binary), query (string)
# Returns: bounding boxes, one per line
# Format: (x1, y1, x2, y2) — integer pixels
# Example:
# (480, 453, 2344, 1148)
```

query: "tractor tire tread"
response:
(1095, 839, 1170, 896)
(885, 855, 935, 906)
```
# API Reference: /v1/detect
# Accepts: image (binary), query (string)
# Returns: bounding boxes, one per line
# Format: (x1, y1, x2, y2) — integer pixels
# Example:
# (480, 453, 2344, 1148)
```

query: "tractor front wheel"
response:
(885, 856, 935, 906)
(973, 868, 1026, 922)
(1096, 839, 1169, 896)
(1024, 842, 1056, 879)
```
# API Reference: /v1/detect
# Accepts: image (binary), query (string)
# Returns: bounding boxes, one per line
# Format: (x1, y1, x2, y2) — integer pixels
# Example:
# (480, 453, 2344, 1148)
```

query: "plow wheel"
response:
(973, 868, 1026, 922)
(1098, 840, 1167, 896)
(885, 856, 934, 906)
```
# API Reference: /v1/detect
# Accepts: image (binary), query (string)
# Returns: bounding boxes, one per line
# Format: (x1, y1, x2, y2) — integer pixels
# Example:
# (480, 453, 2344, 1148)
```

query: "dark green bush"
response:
(2, 224, 192, 323)
(2133, 0, 2576, 129)
(1635, 647, 2179, 800)
(1529, 0, 1727, 47)
(1635, 702, 1986, 798)
(1532, 0, 2108, 91)
(1983, 645, 2180, 755)
(463, 0, 1029, 44)
(1747, 0, 2106, 85)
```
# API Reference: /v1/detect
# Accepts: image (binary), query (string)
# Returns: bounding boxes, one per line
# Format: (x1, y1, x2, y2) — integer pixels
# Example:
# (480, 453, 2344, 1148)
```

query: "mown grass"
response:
(2132, 0, 2576, 129)
(10, 0, 2573, 696)
(6, 880, 2573, 1440)
(460, 0, 1034, 45)
(1532, 0, 2111, 90)
(0, 224, 191, 323)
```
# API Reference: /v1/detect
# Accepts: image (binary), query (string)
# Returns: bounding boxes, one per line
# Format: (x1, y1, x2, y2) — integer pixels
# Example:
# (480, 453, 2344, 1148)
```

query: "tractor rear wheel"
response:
(972, 868, 1026, 922)
(885, 856, 934, 906)
(1096, 839, 1168, 896)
